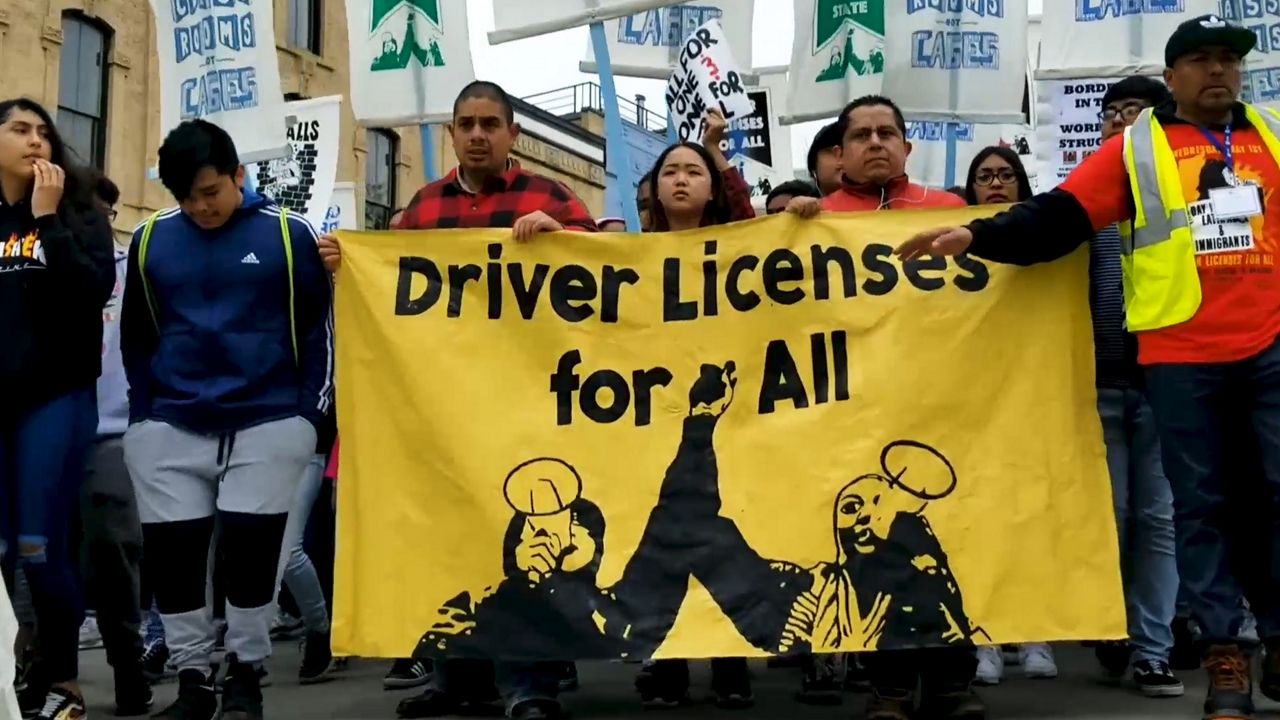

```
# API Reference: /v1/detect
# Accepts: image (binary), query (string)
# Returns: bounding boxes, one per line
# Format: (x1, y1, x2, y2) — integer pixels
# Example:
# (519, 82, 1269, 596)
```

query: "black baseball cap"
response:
(1164, 14, 1256, 68)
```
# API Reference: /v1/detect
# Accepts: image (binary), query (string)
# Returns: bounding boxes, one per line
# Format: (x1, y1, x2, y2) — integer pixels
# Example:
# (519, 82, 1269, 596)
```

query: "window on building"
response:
(365, 130, 398, 230)
(288, 0, 322, 54)
(57, 13, 111, 168)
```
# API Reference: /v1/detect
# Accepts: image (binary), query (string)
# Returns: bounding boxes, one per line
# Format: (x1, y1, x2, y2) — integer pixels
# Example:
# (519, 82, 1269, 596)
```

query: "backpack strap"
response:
(137, 211, 165, 334)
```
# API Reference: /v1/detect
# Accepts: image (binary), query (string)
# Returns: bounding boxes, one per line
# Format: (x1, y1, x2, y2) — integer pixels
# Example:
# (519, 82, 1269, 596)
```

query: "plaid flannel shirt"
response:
(397, 161, 598, 231)
(723, 166, 756, 222)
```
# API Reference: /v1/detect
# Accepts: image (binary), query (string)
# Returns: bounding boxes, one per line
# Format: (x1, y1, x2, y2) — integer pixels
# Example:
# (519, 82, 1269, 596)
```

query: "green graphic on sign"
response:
(812, 0, 884, 83)
(370, 0, 445, 71)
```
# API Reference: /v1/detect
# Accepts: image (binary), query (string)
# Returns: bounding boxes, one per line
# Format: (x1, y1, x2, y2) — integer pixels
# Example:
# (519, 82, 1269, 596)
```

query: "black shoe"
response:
(396, 689, 458, 718)
(635, 661, 690, 708)
(796, 654, 844, 706)
(384, 658, 431, 690)
(1261, 643, 1280, 702)
(844, 655, 871, 692)
(711, 660, 754, 710)
(140, 639, 172, 684)
(1203, 645, 1255, 719)
(220, 660, 264, 720)
(510, 699, 563, 720)
(919, 687, 987, 719)
(299, 631, 335, 685)
(1171, 617, 1201, 672)
(114, 664, 155, 716)
(1132, 659, 1185, 698)
(151, 669, 216, 720)
(865, 689, 913, 720)
(557, 662, 579, 693)
(17, 666, 48, 719)
(1096, 641, 1131, 682)
(32, 687, 87, 720)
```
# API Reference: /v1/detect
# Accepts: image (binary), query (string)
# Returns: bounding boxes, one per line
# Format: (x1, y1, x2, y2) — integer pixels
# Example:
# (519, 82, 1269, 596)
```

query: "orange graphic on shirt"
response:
(1176, 152, 1276, 255)
(1, 231, 43, 261)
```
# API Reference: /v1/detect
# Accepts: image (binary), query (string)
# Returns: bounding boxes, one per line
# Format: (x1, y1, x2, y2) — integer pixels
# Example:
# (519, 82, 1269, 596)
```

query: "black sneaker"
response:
(152, 669, 216, 720)
(299, 631, 334, 685)
(1261, 643, 1280, 702)
(32, 687, 87, 720)
(384, 658, 431, 690)
(17, 663, 48, 719)
(1096, 641, 1131, 682)
(395, 688, 456, 718)
(919, 687, 987, 719)
(844, 655, 871, 692)
(1171, 617, 1201, 672)
(711, 659, 754, 710)
(1203, 645, 1254, 719)
(635, 660, 690, 708)
(220, 660, 264, 720)
(1133, 659, 1185, 698)
(114, 663, 155, 716)
(140, 639, 173, 684)
(510, 699, 563, 720)
(557, 662, 579, 692)
(865, 689, 913, 720)
(796, 654, 844, 705)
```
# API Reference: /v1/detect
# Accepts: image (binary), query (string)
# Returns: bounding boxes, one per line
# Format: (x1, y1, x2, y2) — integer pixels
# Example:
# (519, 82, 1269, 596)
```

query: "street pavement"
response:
(77, 644, 1280, 719)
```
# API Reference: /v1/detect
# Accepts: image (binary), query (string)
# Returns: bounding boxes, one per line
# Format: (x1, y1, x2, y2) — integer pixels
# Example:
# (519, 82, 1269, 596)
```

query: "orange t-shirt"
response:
(1062, 121, 1280, 365)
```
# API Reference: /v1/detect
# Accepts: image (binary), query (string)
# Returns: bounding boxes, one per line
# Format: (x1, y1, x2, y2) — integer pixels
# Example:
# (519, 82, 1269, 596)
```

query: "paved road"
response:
(78, 644, 1279, 719)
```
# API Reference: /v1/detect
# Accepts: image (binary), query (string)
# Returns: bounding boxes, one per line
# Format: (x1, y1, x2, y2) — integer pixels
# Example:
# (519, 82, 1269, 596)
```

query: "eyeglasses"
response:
(1098, 103, 1145, 123)
(974, 169, 1018, 186)
(107, 208, 118, 222)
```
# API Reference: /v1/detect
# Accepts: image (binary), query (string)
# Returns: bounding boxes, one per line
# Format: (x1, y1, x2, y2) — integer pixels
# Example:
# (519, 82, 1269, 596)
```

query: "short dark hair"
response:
(92, 171, 120, 206)
(157, 119, 240, 201)
(838, 95, 908, 136)
(1101, 76, 1172, 110)
(806, 122, 843, 175)
(453, 80, 515, 124)
(766, 180, 821, 207)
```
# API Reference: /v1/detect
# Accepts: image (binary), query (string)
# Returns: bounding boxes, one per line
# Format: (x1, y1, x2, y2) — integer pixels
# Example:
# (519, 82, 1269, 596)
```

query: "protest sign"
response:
(247, 96, 341, 231)
(883, 0, 1028, 123)
(723, 84, 792, 197)
(324, 182, 360, 234)
(490, 0, 677, 44)
(783, 0, 886, 124)
(906, 122, 1036, 190)
(1034, 76, 1135, 187)
(148, 0, 288, 162)
(580, 1, 755, 80)
(1221, 1, 1280, 108)
(1037, 0, 1217, 79)
(345, 0, 475, 125)
(331, 211, 1125, 660)
(664, 19, 755, 142)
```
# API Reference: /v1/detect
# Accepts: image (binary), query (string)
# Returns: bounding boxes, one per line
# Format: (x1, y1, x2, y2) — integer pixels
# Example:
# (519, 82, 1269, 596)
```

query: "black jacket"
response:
(0, 195, 116, 421)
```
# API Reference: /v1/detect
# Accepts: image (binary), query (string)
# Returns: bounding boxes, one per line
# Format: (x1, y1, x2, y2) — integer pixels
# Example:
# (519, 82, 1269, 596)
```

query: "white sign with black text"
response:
(664, 18, 754, 142)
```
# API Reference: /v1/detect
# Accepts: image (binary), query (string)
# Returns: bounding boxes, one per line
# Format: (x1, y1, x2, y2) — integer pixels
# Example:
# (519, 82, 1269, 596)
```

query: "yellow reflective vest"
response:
(1119, 104, 1280, 332)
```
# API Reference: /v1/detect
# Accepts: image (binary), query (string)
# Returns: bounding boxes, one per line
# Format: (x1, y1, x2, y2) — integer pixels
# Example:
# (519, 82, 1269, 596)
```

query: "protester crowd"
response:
(2, 11, 1279, 720)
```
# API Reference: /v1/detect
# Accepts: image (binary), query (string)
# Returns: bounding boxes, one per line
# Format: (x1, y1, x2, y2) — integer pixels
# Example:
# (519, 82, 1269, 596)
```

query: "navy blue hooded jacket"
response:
(120, 189, 333, 436)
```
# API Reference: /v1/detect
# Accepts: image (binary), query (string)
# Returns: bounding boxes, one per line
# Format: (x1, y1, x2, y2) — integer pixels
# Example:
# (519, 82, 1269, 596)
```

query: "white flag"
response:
(324, 182, 361, 233)
(883, 1, 1028, 123)
(346, 0, 475, 125)
(148, 0, 288, 162)
(247, 96, 342, 230)
(783, 0, 886, 125)
(490, 0, 678, 44)
(579, 1, 754, 80)
(1038, 0, 1217, 79)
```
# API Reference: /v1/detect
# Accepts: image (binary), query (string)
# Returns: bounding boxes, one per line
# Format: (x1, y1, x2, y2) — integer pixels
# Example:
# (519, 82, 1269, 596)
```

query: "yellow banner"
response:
(332, 210, 1125, 660)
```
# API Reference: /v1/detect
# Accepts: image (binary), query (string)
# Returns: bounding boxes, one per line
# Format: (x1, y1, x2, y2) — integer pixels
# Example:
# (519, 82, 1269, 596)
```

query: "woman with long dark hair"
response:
(0, 97, 116, 719)
(962, 145, 1034, 207)
(632, 132, 757, 711)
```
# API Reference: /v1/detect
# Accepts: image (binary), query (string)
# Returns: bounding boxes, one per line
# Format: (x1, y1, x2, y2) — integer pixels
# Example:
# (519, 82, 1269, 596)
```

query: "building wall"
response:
(0, 0, 427, 240)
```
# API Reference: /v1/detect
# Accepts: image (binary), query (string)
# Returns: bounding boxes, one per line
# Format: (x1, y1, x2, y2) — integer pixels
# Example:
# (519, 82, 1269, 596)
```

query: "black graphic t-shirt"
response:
(0, 194, 115, 419)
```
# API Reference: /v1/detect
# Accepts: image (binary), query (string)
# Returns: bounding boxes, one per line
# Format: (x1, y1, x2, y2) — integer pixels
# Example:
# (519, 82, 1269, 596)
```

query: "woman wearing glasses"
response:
(963, 146, 1034, 208)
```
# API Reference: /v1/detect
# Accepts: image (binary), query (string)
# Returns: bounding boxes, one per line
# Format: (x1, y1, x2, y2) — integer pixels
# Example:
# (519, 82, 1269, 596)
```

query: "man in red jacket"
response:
(785, 94, 979, 720)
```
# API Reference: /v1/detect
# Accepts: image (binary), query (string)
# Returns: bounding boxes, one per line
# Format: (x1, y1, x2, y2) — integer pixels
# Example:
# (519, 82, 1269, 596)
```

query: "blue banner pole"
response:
(943, 123, 958, 189)
(420, 124, 438, 182)
(666, 112, 678, 146)
(590, 20, 641, 231)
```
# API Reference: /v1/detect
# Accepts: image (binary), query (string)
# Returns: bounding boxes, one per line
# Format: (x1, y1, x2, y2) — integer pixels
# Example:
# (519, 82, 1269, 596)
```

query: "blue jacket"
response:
(120, 189, 333, 435)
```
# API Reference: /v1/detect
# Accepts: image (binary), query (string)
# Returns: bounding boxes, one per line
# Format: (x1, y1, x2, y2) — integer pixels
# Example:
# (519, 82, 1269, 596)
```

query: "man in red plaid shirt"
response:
(318, 81, 594, 720)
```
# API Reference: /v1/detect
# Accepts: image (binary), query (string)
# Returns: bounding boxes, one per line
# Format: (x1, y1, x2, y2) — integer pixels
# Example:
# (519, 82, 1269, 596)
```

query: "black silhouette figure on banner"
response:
(413, 363, 979, 660)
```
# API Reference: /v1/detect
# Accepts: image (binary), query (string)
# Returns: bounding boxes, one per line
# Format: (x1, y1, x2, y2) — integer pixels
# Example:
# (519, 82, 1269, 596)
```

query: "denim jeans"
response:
(1145, 336, 1280, 645)
(1097, 386, 1178, 663)
(276, 454, 329, 634)
(429, 658, 560, 713)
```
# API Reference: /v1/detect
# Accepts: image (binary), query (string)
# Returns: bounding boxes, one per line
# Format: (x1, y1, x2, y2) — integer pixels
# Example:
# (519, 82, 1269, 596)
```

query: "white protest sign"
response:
(580, 1, 754, 80)
(883, 0, 1028, 123)
(1037, 0, 1217, 78)
(906, 121, 1036, 190)
(148, 0, 288, 162)
(345, 0, 475, 125)
(1034, 76, 1133, 187)
(783, 0, 886, 125)
(723, 74, 795, 197)
(324, 182, 360, 233)
(490, 0, 676, 44)
(247, 96, 341, 230)
(664, 19, 755, 142)
(1222, 1, 1280, 108)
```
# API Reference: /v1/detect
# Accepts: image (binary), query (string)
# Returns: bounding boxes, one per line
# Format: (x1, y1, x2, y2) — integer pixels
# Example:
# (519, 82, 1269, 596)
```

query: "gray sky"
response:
(463, 0, 1045, 172)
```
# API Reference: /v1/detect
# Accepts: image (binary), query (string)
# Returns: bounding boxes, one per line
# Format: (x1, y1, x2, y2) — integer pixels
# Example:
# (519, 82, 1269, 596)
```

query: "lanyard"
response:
(1199, 125, 1234, 172)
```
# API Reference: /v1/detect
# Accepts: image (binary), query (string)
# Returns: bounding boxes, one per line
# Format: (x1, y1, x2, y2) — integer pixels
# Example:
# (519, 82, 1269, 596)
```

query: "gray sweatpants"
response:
(124, 416, 315, 673)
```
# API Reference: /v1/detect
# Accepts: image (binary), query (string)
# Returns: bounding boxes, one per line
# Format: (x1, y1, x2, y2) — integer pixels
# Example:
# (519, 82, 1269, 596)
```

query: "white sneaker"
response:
(974, 646, 1003, 686)
(78, 616, 103, 650)
(1021, 643, 1058, 679)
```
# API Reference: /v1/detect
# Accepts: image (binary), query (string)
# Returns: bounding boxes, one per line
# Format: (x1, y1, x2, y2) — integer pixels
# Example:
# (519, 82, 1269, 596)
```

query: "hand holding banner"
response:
(665, 19, 755, 143)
